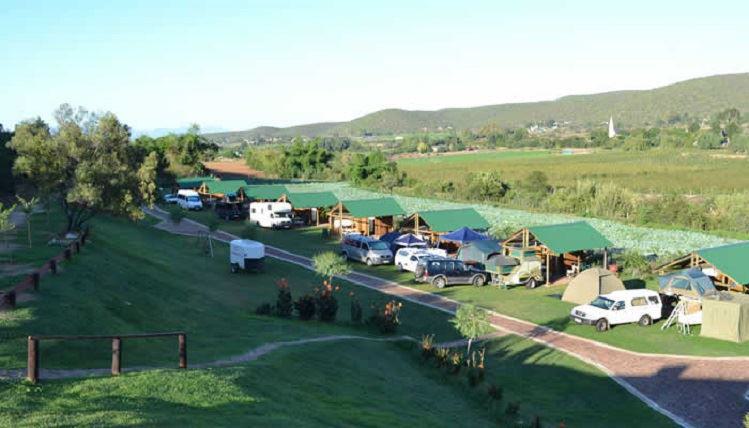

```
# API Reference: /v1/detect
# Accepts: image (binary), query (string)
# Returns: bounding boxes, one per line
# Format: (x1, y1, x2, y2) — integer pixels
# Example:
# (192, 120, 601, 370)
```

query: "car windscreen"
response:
(369, 241, 389, 250)
(590, 296, 614, 310)
(187, 196, 200, 202)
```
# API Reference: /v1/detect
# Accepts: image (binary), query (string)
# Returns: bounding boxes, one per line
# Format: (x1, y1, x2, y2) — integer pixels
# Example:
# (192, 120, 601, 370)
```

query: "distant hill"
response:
(206, 73, 749, 143)
(206, 122, 343, 144)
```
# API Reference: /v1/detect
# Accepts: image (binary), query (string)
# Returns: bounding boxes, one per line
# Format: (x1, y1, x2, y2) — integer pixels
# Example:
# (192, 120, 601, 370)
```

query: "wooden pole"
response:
(415, 214, 419, 232)
(32, 272, 40, 291)
(27, 337, 39, 384)
(178, 334, 187, 369)
(603, 248, 608, 268)
(49, 259, 57, 274)
(74, 241, 80, 254)
(545, 252, 550, 285)
(111, 338, 122, 375)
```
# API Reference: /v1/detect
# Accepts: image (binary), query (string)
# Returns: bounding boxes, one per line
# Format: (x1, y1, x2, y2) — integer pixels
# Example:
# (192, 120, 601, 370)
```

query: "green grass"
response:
(398, 149, 749, 194)
(0, 211, 675, 426)
(397, 149, 553, 166)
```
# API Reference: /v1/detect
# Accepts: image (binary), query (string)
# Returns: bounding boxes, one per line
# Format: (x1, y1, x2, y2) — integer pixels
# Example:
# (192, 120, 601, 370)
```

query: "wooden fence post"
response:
(27, 337, 39, 384)
(7, 291, 16, 309)
(74, 241, 81, 254)
(49, 259, 57, 274)
(64, 248, 72, 260)
(32, 272, 40, 291)
(111, 338, 122, 375)
(178, 334, 187, 369)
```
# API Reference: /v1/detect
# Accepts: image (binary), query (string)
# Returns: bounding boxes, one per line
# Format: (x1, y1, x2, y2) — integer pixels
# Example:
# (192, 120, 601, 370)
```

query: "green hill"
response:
(207, 73, 749, 141)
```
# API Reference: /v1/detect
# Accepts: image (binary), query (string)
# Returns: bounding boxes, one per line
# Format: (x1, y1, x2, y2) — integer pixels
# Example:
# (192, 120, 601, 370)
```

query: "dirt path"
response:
(145, 207, 749, 427)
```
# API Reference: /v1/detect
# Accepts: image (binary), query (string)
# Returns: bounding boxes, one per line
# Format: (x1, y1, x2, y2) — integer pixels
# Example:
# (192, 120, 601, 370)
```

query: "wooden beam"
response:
(545, 252, 550, 285)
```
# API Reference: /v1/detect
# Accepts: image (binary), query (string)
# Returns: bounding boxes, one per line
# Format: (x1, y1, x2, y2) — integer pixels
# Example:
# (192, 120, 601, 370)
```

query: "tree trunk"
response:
(27, 221, 32, 248)
(466, 337, 473, 358)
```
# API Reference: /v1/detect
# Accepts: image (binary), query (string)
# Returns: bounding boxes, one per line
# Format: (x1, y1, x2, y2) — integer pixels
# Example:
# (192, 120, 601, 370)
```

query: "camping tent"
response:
(457, 240, 502, 263)
(394, 233, 426, 248)
(658, 268, 718, 300)
(700, 292, 749, 342)
(561, 267, 625, 305)
(439, 227, 488, 244)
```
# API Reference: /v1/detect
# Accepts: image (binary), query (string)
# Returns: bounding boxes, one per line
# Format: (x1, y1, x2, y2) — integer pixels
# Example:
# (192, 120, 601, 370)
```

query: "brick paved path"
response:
(145, 208, 749, 428)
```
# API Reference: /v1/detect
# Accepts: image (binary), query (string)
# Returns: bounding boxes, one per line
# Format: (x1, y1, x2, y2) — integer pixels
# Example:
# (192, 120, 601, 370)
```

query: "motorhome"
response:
(248, 202, 293, 229)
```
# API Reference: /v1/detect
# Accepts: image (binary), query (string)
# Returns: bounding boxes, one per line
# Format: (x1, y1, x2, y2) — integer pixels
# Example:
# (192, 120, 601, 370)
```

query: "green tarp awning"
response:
(528, 221, 612, 254)
(202, 180, 248, 195)
(697, 242, 749, 285)
(177, 176, 214, 189)
(243, 184, 288, 200)
(287, 192, 339, 209)
(342, 198, 406, 218)
(416, 208, 490, 232)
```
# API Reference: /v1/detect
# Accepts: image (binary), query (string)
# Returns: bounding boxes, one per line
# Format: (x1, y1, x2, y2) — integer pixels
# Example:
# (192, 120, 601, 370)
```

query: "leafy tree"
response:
(450, 304, 493, 357)
(312, 251, 351, 286)
(0, 124, 15, 195)
(466, 171, 510, 201)
(9, 104, 158, 232)
(523, 170, 551, 194)
(0, 203, 16, 261)
(15, 195, 39, 248)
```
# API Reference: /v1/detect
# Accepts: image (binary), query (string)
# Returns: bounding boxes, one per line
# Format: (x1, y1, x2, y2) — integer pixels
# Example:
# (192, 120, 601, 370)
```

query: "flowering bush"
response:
(315, 281, 339, 322)
(275, 278, 293, 318)
(294, 294, 316, 320)
(369, 300, 403, 334)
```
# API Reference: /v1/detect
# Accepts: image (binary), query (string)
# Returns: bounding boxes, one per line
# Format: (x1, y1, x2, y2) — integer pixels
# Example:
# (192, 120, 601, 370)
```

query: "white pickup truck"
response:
(570, 289, 662, 332)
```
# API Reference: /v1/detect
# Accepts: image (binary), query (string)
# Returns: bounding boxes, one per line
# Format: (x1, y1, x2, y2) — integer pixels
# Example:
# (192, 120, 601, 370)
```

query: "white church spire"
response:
(608, 116, 617, 138)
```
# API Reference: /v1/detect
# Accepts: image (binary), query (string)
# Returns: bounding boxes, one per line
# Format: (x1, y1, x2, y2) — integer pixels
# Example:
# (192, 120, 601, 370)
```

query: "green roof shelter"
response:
(656, 241, 749, 292)
(330, 198, 406, 237)
(402, 208, 490, 240)
(176, 176, 215, 190)
(243, 184, 289, 201)
(503, 221, 612, 284)
(199, 179, 248, 200)
(286, 192, 339, 226)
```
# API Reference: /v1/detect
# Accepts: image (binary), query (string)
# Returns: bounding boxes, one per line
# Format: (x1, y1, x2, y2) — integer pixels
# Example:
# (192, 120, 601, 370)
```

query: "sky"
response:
(2, 0, 748, 133)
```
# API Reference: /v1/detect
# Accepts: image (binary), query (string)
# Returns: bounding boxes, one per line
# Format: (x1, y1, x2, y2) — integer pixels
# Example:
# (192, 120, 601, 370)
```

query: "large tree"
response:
(9, 104, 158, 232)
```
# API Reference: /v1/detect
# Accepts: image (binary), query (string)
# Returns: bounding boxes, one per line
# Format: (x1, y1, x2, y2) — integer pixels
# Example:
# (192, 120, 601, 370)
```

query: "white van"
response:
(570, 289, 662, 332)
(177, 189, 203, 210)
(249, 202, 292, 229)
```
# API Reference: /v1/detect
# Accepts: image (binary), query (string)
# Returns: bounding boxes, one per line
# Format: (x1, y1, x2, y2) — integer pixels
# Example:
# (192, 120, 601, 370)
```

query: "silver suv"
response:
(340, 234, 393, 266)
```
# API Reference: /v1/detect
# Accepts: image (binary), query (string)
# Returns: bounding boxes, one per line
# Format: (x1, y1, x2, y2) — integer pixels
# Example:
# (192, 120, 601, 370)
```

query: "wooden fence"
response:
(26, 331, 187, 384)
(0, 228, 89, 310)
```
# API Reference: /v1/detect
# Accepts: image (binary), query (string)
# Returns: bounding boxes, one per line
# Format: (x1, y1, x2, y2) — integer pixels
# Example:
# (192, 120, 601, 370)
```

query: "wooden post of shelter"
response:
(27, 337, 39, 384)
(111, 337, 122, 375)
(32, 272, 40, 291)
(545, 252, 550, 285)
(603, 248, 608, 268)
(178, 333, 187, 369)
(415, 213, 420, 233)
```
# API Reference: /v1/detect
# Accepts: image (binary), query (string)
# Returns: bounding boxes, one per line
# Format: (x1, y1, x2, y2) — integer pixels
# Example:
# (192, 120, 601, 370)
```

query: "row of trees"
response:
(132, 124, 218, 183)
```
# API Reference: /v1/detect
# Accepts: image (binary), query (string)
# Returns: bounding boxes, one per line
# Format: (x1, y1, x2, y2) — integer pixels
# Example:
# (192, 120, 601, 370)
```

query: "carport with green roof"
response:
(502, 221, 613, 284)
(286, 191, 339, 226)
(656, 241, 749, 292)
(401, 208, 490, 241)
(329, 198, 406, 236)
(198, 179, 248, 200)
(243, 184, 289, 201)
(176, 176, 214, 190)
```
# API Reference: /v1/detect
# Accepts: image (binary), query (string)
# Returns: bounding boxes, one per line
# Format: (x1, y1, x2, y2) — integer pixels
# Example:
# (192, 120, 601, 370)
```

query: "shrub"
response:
(434, 347, 450, 368)
(420, 334, 435, 359)
(449, 351, 463, 374)
(618, 251, 650, 277)
(315, 281, 339, 322)
(369, 300, 403, 334)
(169, 206, 185, 224)
(349, 292, 363, 323)
(275, 278, 293, 317)
(255, 303, 272, 315)
(466, 367, 483, 387)
(505, 402, 520, 416)
(487, 384, 503, 401)
(294, 294, 316, 320)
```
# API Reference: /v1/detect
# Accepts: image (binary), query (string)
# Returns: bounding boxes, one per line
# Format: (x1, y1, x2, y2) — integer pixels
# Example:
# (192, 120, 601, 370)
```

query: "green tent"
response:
(528, 221, 612, 254)
(456, 240, 502, 263)
(701, 292, 749, 342)
(287, 192, 338, 209)
(415, 208, 490, 232)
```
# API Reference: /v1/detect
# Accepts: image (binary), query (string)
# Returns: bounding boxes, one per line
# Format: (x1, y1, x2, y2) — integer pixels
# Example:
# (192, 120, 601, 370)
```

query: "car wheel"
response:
(230, 263, 240, 274)
(432, 276, 446, 289)
(525, 278, 538, 289)
(638, 314, 652, 327)
(366, 258, 374, 266)
(595, 318, 609, 332)
(397, 263, 404, 272)
(472, 275, 485, 287)
(340, 251, 348, 260)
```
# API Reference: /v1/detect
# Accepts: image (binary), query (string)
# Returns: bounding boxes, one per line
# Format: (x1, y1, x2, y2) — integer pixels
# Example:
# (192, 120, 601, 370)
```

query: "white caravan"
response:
(229, 239, 265, 272)
(249, 202, 293, 229)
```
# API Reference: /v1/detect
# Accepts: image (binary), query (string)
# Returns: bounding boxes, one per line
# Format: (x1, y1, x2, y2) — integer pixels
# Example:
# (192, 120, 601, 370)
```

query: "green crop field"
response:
(0, 213, 672, 426)
(398, 149, 749, 194)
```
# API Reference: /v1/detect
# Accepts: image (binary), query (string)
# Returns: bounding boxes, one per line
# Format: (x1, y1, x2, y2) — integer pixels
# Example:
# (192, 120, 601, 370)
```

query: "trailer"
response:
(230, 239, 265, 273)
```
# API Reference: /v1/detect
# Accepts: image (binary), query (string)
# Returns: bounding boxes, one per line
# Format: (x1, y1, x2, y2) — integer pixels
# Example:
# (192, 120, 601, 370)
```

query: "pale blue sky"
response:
(2, 0, 748, 132)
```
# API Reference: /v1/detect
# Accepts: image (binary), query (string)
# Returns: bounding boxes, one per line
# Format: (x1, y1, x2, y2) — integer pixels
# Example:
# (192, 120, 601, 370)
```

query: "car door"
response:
(407, 255, 419, 272)
(609, 301, 626, 324)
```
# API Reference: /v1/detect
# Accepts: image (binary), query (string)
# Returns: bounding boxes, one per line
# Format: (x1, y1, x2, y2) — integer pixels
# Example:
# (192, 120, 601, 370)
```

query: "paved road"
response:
(144, 207, 749, 428)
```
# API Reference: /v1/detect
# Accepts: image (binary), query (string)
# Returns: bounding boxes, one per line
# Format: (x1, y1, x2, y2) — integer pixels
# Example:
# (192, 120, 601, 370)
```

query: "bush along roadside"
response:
(417, 334, 552, 427)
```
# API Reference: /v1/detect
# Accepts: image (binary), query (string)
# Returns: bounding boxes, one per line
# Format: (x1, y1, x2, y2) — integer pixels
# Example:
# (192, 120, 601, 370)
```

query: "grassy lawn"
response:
(0, 211, 675, 426)
(398, 149, 749, 194)
(179, 212, 749, 357)
(396, 149, 553, 166)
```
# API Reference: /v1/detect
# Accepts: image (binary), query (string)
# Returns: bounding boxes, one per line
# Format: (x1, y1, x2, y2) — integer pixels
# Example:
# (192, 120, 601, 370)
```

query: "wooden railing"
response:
(26, 331, 187, 384)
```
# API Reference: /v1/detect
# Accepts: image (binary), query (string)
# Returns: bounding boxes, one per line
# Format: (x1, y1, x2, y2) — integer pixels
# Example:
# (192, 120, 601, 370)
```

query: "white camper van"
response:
(176, 189, 203, 210)
(248, 202, 293, 229)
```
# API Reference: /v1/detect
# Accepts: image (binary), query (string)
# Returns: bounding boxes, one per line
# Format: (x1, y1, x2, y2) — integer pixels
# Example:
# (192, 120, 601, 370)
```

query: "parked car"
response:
(340, 234, 393, 266)
(248, 202, 292, 229)
(414, 258, 488, 288)
(176, 189, 203, 210)
(569, 289, 662, 332)
(229, 239, 265, 273)
(163, 193, 179, 204)
(395, 247, 448, 272)
(215, 201, 247, 221)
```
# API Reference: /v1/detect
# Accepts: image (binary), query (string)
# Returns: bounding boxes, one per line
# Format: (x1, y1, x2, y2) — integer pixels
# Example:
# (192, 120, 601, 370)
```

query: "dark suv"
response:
(215, 202, 248, 221)
(414, 258, 488, 288)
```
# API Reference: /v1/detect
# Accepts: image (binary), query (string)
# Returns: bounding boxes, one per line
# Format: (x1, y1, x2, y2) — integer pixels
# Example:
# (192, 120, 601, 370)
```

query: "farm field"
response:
(0, 213, 672, 427)
(174, 211, 749, 357)
(397, 149, 749, 194)
(396, 149, 554, 166)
